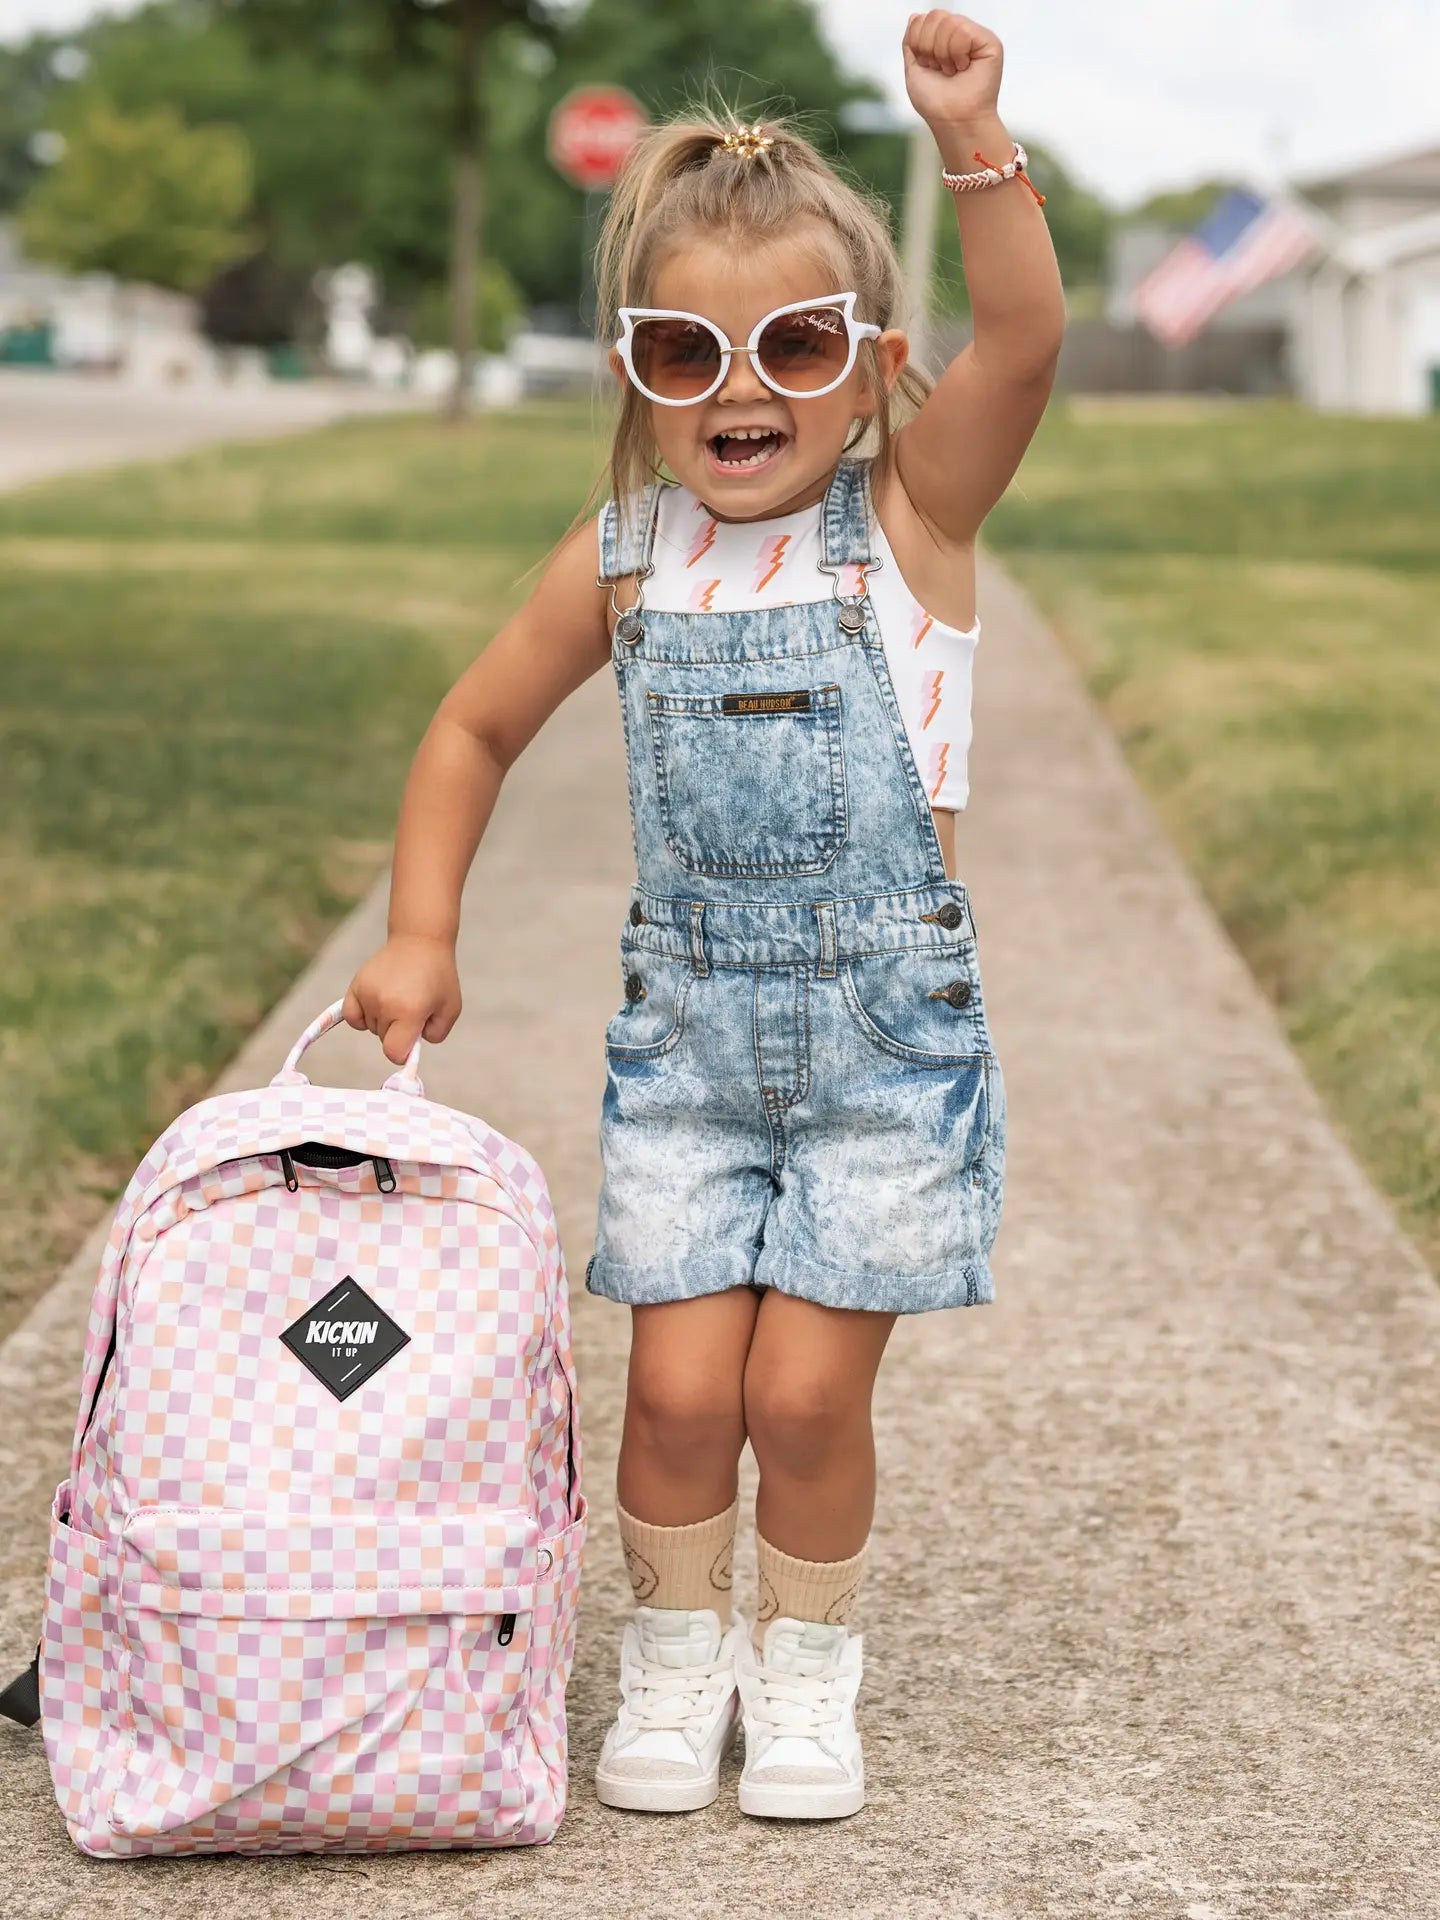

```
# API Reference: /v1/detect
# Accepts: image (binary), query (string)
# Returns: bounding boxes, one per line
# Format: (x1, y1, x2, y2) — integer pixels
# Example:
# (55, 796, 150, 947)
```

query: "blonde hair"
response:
(522, 91, 934, 586)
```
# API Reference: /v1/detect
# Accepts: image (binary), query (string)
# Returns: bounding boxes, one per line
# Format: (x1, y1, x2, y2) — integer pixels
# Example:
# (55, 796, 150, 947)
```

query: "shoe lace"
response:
(626, 1650, 736, 1731)
(746, 1666, 846, 1742)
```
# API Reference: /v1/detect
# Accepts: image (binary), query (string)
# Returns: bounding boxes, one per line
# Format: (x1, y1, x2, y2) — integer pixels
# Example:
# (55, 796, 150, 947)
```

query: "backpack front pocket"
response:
(646, 683, 849, 876)
(109, 1504, 539, 1851)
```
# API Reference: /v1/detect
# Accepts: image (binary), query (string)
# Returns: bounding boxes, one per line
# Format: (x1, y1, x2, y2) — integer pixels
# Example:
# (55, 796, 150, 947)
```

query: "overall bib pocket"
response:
(645, 683, 848, 876)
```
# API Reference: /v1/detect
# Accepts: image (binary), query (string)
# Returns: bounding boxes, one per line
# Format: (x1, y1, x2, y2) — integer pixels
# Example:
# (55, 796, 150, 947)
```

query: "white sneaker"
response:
(734, 1615, 866, 1819)
(593, 1604, 745, 1812)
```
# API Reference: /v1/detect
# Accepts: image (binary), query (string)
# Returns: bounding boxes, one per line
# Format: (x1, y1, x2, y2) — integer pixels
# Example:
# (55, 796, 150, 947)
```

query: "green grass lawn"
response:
(984, 393, 1440, 1273)
(0, 397, 608, 1342)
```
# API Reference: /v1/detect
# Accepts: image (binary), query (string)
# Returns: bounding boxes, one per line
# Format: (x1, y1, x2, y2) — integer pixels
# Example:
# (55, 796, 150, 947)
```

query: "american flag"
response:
(1132, 188, 1321, 347)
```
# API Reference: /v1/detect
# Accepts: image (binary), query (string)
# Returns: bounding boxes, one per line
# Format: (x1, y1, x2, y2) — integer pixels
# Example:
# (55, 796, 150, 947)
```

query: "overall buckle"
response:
(816, 553, 883, 634)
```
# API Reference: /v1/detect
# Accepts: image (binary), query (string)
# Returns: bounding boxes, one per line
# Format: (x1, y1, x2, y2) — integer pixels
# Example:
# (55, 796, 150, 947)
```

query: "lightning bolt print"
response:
(685, 517, 718, 569)
(688, 579, 720, 611)
(754, 534, 790, 593)
(927, 741, 950, 800)
(921, 669, 944, 728)
(911, 607, 933, 649)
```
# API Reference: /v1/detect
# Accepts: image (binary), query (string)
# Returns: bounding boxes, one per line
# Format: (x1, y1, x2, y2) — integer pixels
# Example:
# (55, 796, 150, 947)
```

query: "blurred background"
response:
(9, 2, 1440, 407)
(0, 0, 1436, 1342)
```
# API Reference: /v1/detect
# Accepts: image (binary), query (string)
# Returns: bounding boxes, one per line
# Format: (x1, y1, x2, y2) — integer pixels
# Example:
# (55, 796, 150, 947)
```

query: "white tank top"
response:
(612, 478, 979, 810)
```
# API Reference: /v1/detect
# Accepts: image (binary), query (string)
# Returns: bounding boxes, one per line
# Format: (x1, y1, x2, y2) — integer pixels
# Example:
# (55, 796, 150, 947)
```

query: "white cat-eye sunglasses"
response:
(613, 289, 882, 406)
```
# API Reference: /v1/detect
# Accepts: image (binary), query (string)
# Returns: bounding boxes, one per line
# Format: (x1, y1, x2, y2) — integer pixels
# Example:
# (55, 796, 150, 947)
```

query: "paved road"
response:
(0, 368, 411, 493)
(1, 541, 1436, 1918)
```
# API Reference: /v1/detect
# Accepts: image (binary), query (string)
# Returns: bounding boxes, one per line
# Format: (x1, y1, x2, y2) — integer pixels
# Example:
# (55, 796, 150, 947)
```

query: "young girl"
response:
(345, 11, 1064, 1823)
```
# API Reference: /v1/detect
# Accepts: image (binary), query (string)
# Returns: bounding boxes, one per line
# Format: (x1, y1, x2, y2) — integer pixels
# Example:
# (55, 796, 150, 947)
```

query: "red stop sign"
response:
(548, 84, 648, 192)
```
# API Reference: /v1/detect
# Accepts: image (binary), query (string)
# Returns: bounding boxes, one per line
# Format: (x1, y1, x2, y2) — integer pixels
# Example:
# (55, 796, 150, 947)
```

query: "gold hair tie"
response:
(719, 121, 773, 159)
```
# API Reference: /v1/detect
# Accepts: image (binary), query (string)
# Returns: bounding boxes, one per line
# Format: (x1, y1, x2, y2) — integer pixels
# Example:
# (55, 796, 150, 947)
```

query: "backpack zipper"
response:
(279, 1144, 395, 1191)
(288, 1142, 369, 1170)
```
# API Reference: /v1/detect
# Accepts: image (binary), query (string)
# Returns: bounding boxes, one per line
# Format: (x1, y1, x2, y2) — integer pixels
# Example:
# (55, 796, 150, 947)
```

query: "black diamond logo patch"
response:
(280, 1277, 410, 1402)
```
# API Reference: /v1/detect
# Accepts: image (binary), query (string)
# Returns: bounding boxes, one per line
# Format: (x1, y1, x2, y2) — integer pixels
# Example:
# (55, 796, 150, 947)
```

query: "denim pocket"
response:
(834, 950, 995, 1180)
(604, 943, 694, 1059)
(839, 946, 993, 1070)
(645, 683, 848, 876)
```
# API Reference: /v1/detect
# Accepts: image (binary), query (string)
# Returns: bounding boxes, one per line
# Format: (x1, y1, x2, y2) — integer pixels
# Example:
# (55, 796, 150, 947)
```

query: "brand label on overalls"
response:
(280, 1277, 410, 1401)
(720, 690, 812, 714)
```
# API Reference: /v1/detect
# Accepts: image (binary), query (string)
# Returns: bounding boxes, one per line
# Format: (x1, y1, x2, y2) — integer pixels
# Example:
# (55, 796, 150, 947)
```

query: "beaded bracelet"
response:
(941, 139, 1046, 206)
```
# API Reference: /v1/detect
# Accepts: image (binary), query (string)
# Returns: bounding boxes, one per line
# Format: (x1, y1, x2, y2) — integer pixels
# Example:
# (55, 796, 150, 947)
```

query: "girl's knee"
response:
(624, 1355, 745, 1457)
(742, 1362, 863, 1473)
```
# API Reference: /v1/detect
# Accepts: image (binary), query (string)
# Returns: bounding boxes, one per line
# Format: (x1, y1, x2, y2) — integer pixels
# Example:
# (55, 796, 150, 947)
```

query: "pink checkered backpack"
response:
(0, 1001, 589, 1856)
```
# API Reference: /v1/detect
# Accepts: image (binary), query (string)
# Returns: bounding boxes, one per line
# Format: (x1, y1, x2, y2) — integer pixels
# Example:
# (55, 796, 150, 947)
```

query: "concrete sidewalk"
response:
(2, 547, 1437, 1919)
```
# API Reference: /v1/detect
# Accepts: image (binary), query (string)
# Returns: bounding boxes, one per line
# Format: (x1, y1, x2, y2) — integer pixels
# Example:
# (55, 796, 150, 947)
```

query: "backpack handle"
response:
(269, 999, 426, 1097)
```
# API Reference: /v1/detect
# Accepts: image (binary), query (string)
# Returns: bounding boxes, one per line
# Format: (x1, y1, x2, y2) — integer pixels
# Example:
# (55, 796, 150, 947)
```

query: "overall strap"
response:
(598, 478, 665, 581)
(820, 455, 877, 569)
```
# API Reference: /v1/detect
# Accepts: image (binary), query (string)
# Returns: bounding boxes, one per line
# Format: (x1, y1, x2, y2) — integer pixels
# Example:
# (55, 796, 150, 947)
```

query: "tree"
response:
(411, 256, 523, 354)
(1127, 180, 1238, 230)
(18, 95, 252, 293)
(10, 0, 1114, 364)
(59, 3, 456, 335)
(475, 0, 900, 327)
(218, 0, 567, 419)
(0, 38, 62, 215)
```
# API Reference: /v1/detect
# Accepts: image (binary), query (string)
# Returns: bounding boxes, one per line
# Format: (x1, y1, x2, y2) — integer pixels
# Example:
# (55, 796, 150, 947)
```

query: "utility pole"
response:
(839, 100, 939, 373)
(578, 188, 602, 334)
(900, 117, 941, 373)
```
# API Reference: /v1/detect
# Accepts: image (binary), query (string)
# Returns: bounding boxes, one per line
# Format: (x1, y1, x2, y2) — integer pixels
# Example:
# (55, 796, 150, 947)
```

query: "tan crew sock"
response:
(753, 1526, 868, 1654)
(615, 1493, 738, 1626)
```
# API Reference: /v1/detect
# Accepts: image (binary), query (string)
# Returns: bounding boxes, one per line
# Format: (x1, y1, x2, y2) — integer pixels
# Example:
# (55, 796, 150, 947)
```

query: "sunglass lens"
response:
(629, 318, 721, 399)
(757, 305, 851, 392)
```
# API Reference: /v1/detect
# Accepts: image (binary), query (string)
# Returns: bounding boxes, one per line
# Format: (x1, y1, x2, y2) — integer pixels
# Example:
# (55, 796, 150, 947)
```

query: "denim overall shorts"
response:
(584, 454, 1006, 1315)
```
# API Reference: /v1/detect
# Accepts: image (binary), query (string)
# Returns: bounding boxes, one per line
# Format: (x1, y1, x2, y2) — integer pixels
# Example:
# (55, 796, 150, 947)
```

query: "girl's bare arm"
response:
(894, 12, 1068, 546)
(345, 516, 611, 1062)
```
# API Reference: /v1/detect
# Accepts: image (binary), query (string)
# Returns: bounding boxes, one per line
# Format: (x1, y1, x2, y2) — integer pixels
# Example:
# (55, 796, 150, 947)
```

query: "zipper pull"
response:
(496, 1613, 516, 1646)
(373, 1157, 396, 1192)
(279, 1148, 299, 1192)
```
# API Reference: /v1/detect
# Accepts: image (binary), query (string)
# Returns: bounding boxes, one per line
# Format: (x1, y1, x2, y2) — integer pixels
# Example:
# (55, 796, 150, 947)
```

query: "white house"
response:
(0, 218, 221, 382)
(1102, 142, 1440, 415)
(1287, 143, 1440, 416)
